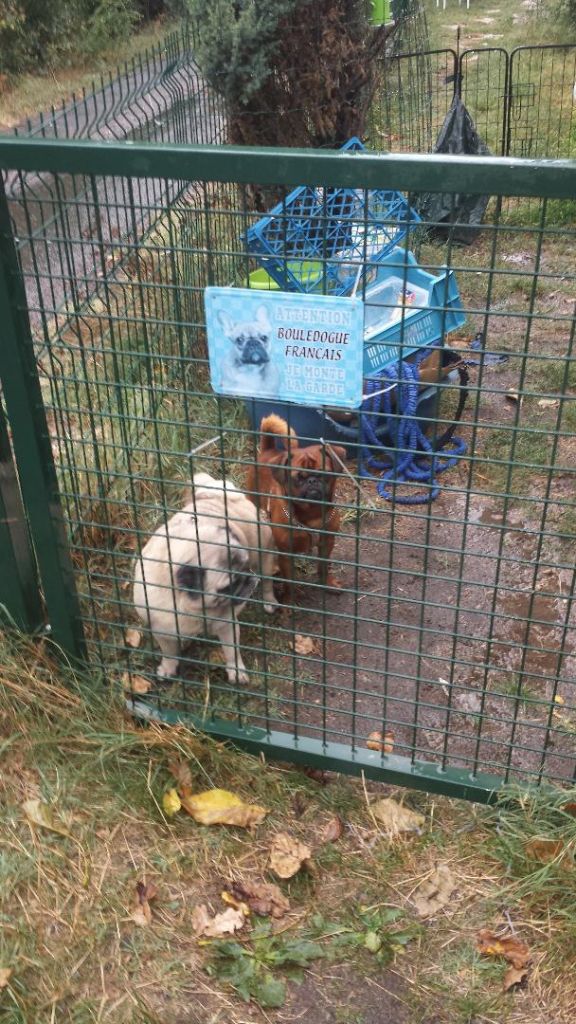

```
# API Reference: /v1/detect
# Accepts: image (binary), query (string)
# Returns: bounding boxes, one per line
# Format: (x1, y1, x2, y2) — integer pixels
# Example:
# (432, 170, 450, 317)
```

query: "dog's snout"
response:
(242, 337, 269, 365)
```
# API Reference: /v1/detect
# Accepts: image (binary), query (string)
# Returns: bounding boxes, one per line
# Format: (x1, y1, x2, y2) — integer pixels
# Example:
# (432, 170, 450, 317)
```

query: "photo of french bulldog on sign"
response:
(217, 304, 280, 395)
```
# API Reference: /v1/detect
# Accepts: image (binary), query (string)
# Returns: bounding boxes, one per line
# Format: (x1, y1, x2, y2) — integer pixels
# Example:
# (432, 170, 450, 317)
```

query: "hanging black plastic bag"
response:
(415, 96, 491, 243)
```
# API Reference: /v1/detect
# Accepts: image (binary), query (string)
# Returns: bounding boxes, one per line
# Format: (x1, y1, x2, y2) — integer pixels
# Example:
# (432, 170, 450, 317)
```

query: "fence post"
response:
(0, 177, 86, 661)
(0, 398, 44, 631)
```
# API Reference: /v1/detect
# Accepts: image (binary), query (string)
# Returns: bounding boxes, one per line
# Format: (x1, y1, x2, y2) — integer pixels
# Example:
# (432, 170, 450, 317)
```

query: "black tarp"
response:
(415, 96, 491, 243)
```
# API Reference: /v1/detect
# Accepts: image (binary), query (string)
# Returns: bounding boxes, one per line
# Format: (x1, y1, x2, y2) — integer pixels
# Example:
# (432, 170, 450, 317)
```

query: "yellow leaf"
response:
(192, 904, 245, 938)
(125, 628, 142, 648)
(122, 672, 152, 694)
(477, 929, 530, 970)
(162, 788, 182, 817)
(221, 890, 250, 916)
(554, 695, 565, 705)
(0, 968, 12, 989)
(22, 798, 70, 838)
(370, 798, 425, 836)
(269, 831, 312, 879)
(366, 730, 395, 754)
(180, 789, 268, 828)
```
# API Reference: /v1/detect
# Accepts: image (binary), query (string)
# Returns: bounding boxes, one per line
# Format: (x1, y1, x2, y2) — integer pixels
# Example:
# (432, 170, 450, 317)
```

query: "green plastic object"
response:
(249, 262, 325, 291)
(371, 0, 392, 24)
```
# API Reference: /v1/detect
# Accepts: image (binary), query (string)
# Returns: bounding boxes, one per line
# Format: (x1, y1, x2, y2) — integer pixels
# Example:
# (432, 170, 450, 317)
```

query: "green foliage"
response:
(0, 0, 163, 76)
(185, 0, 302, 106)
(206, 922, 325, 1007)
(186, 0, 391, 148)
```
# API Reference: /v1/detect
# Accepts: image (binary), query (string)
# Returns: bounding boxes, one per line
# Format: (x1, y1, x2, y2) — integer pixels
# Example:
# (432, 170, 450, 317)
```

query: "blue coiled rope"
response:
(360, 351, 467, 505)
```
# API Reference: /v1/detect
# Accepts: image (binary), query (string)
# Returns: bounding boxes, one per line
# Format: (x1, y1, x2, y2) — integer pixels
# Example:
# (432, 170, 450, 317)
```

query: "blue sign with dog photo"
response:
(205, 286, 364, 409)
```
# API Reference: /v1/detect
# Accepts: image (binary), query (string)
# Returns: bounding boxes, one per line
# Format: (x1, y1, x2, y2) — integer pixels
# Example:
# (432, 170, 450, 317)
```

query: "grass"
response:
(1, 629, 576, 1022)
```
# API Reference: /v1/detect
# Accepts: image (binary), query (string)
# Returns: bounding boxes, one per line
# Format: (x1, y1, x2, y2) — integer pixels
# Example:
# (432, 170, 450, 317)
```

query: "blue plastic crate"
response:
(362, 248, 466, 376)
(244, 137, 420, 296)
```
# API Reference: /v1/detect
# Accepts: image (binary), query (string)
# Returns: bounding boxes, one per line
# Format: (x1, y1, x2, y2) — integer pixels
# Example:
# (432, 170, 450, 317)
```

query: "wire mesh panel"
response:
(0, 142, 575, 801)
(507, 46, 576, 159)
(373, 49, 457, 153)
(460, 48, 509, 157)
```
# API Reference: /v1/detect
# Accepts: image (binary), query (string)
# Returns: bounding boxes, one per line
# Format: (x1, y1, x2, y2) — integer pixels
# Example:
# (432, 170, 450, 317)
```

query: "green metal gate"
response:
(0, 138, 574, 802)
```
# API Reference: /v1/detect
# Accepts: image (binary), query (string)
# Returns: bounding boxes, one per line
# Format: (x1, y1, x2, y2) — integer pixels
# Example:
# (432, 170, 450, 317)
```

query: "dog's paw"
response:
(157, 658, 179, 680)
(264, 597, 280, 614)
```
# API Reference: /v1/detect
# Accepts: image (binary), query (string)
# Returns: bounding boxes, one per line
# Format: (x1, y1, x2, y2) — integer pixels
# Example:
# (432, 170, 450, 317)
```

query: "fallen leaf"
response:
(22, 798, 70, 838)
(320, 816, 344, 843)
(131, 881, 158, 927)
(121, 672, 151, 694)
(503, 965, 528, 992)
(505, 388, 523, 408)
(413, 864, 456, 918)
(292, 634, 319, 656)
(0, 968, 12, 989)
(554, 695, 565, 705)
(269, 832, 312, 879)
(180, 788, 268, 828)
(366, 730, 395, 754)
(221, 890, 251, 916)
(370, 798, 425, 836)
(477, 929, 530, 970)
(162, 788, 182, 817)
(229, 880, 290, 919)
(125, 628, 142, 648)
(167, 757, 193, 795)
(525, 838, 570, 864)
(537, 398, 559, 409)
(302, 767, 329, 784)
(563, 802, 576, 817)
(192, 904, 245, 938)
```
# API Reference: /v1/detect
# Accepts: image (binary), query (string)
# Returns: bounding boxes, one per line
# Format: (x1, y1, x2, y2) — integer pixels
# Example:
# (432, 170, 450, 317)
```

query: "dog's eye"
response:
(259, 334, 267, 342)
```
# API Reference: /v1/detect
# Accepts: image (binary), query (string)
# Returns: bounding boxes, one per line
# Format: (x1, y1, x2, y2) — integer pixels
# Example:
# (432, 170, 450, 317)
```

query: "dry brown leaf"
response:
(131, 881, 158, 927)
(563, 802, 576, 817)
(180, 788, 268, 828)
(292, 634, 319, 656)
(192, 904, 245, 938)
(0, 968, 12, 989)
(413, 864, 456, 918)
(167, 757, 193, 795)
(477, 929, 530, 970)
(125, 628, 142, 648)
(320, 816, 344, 844)
(537, 398, 559, 409)
(370, 798, 425, 836)
(525, 838, 570, 864)
(229, 880, 290, 919)
(121, 672, 151, 695)
(366, 730, 395, 754)
(302, 767, 329, 784)
(503, 965, 528, 992)
(269, 832, 312, 879)
(22, 798, 70, 838)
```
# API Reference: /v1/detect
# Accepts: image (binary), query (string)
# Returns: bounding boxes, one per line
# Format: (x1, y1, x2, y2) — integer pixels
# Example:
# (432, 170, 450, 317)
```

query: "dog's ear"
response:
(328, 446, 346, 470)
(176, 563, 205, 593)
(267, 449, 289, 487)
(217, 309, 233, 337)
(255, 305, 271, 333)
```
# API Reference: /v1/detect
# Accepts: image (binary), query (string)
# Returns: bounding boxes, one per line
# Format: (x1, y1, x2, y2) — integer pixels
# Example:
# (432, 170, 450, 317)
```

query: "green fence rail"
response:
(0, 138, 575, 803)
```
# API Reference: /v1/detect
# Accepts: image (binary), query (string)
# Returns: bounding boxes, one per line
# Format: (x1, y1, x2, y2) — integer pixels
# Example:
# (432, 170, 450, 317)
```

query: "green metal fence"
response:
(0, 138, 574, 802)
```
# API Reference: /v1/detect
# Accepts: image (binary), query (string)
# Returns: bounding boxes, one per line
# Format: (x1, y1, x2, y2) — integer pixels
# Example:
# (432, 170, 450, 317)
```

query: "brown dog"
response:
(246, 414, 345, 599)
